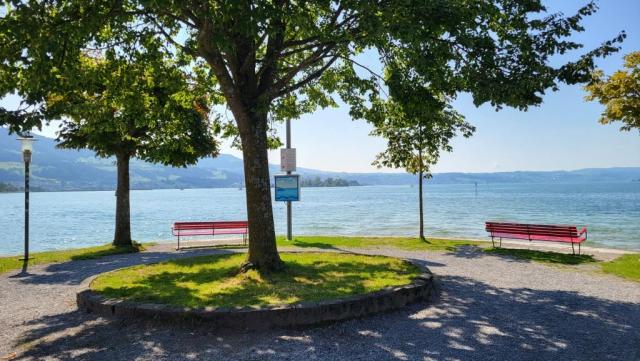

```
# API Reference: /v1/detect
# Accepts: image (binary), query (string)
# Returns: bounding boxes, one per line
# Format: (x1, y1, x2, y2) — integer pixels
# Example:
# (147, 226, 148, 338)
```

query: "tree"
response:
(45, 51, 219, 246)
(584, 51, 640, 133)
(372, 97, 473, 240)
(1, 1, 625, 271)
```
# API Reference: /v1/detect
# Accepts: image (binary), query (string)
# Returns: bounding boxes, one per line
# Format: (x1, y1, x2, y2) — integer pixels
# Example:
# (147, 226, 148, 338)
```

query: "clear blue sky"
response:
(5, 0, 640, 173)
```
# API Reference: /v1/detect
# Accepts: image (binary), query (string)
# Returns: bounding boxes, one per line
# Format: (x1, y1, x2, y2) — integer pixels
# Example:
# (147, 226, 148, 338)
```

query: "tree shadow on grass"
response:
(287, 240, 341, 250)
(10, 248, 238, 286)
(69, 244, 144, 261)
(13, 275, 640, 361)
(92, 254, 420, 309)
(446, 245, 597, 267)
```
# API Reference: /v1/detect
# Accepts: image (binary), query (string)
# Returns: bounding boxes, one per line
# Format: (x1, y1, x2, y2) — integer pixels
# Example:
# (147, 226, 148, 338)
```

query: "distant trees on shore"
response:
(300, 177, 360, 188)
(0, 182, 18, 193)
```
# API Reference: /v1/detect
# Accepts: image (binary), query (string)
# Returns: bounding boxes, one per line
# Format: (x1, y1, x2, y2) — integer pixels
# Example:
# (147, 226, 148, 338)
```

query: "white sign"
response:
(280, 148, 296, 172)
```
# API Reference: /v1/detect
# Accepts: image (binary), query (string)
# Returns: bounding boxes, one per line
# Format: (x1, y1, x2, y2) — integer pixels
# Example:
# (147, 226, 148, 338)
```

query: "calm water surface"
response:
(1, 182, 639, 255)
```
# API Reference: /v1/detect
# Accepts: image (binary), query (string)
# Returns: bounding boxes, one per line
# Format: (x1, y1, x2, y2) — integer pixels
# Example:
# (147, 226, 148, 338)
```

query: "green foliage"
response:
(484, 247, 597, 265)
(601, 254, 640, 282)
(0, 243, 147, 274)
(46, 51, 220, 165)
(584, 51, 640, 133)
(277, 236, 484, 252)
(1, 1, 624, 133)
(371, 97, 474, 176)
(91, 252, 421, 308)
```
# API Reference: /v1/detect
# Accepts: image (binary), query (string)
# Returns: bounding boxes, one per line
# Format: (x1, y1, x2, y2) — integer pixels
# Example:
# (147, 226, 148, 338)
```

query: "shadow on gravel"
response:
(14, 275, 640, 361)
(448, 245, 486, 259)
(447, 245, 596, 267)
(10, 248, 237, 286)
(483, 248, 597, 265)
(402, 257, 447, 269)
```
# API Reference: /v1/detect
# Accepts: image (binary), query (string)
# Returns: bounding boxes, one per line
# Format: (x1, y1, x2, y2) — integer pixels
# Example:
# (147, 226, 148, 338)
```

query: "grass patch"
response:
(483, 247, 597, 265)
(0, 243, 148, 274)
(277, 235, 483, 251)
(601, 254, 640, 282)
(91, 252, 421, 308)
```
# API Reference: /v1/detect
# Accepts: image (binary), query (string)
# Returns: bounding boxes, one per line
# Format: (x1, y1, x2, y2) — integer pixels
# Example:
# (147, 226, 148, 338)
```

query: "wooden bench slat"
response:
(485, 221, 587, 254)
(172, 221, 249, 249)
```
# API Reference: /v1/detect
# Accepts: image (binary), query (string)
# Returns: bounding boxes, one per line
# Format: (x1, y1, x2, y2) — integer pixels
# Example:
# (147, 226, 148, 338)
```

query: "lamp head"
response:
(17, 133, 37, 163)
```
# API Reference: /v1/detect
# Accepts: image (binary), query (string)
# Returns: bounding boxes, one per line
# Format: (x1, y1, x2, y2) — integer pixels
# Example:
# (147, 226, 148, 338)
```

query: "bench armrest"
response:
(578, 227, 587, 239)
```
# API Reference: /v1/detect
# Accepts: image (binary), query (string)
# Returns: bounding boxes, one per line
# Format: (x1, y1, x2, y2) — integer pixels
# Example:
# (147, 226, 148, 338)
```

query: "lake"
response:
(1, 182, 639, 255)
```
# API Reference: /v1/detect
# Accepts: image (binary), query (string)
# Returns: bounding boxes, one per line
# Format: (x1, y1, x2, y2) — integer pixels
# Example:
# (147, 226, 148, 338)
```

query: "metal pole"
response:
(24, 158, 30, 261)
(286, 119, 292, 241)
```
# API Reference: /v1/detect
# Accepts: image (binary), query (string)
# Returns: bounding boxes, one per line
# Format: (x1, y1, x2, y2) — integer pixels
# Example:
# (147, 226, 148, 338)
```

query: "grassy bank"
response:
(0, 243, 146, 274)
(601, 254, 640, 282)
(484, 246, 640, 282)
(277, 235, 485, 251)
(91, 252, 421, 308)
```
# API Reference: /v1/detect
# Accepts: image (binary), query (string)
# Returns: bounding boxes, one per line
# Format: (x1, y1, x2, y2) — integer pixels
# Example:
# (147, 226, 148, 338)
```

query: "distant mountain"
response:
(1, 129, 639, 191)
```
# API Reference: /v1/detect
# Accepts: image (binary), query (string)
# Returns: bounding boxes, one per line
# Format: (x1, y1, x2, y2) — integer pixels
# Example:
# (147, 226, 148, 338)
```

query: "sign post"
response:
(276, 118, 298, 241)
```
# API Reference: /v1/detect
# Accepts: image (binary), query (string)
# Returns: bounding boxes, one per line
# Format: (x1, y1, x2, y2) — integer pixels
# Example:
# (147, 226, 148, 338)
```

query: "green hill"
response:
(1, 128, 639, 191)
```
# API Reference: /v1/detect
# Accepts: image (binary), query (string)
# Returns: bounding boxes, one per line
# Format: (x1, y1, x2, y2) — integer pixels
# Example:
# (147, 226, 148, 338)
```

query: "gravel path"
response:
(0, 244, 638, 361)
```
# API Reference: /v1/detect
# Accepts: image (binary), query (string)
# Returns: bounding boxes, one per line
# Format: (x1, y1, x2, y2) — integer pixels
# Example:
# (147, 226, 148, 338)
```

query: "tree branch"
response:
(274, 54, 340, 98)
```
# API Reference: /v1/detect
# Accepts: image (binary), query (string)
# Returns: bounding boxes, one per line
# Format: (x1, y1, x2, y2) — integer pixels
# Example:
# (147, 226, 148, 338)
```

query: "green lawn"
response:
(601, 254, 640, 282)
(277, 235, 484, 251)
(91, 252, 421, 308)
(0, 243, 146, 274)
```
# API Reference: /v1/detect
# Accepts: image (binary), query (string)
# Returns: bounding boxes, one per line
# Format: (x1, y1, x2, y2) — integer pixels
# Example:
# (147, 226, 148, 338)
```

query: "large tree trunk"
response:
(238, 112, 283, 271)
(196, 25, 283, 271)
(418, 170, 425, 241)
(114, 153, 132, 246)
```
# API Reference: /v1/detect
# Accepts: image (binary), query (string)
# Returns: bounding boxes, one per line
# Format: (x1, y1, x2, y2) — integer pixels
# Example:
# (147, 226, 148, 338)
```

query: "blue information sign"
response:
(274, 174, 300, 201)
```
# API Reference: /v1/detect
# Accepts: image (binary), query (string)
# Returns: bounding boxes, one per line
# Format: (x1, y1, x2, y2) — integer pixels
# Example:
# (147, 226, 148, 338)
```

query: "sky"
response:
(4, 0, 640, 174)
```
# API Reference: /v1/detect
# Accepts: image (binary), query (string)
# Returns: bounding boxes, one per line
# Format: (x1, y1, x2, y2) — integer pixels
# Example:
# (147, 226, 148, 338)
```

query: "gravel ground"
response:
(0, 244, 638, 361)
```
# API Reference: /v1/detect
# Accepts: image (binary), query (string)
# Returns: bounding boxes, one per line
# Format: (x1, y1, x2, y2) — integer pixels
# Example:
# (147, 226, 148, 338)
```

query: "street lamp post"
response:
(17, 135, 36, 262)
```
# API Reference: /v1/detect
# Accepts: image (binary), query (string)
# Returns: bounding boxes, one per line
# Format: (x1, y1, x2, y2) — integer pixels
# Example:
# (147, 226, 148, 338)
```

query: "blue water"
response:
(0, 182, 639, 255)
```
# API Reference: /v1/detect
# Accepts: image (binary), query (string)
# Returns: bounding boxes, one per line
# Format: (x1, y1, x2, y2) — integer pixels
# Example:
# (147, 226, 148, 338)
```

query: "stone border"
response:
(76, 260, 434, 330)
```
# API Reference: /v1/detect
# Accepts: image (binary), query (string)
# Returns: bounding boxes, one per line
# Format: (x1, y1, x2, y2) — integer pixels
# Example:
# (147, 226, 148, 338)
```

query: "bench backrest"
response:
(485, 222, 579, 237)
(173, 221, 248, 230)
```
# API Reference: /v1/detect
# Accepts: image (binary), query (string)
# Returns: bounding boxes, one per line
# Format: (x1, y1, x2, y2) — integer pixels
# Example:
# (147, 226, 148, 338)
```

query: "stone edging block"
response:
(76, 260, 434, 329)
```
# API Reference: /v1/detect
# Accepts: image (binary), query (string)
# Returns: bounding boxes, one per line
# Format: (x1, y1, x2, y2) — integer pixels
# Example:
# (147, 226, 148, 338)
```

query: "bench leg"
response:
(571, 242, 575, 255)
(499, 237, 502, 248)
(177, 235, 180, 251)
(491, 236, 495, 248)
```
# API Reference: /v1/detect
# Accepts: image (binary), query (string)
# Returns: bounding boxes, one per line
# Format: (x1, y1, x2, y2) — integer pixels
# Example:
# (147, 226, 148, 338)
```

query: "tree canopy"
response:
(584, 51, 640, 133)
(41, 48, 220, 245)
(371, 94, 474, 177)
(0, 0, 625, 270)
(46, 50, 220, 166)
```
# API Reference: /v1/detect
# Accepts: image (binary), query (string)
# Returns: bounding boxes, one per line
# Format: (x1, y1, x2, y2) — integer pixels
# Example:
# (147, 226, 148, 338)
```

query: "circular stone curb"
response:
(76, 261, 434, 330)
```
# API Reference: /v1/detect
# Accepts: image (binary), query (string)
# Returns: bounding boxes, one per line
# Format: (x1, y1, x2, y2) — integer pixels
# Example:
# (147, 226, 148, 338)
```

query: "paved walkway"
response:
(0, 244, 638, 360)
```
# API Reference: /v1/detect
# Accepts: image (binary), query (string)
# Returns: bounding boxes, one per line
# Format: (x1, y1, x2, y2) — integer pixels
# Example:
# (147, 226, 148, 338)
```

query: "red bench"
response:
(172, 221, 248, 250)
(485, 222, 588, 254)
